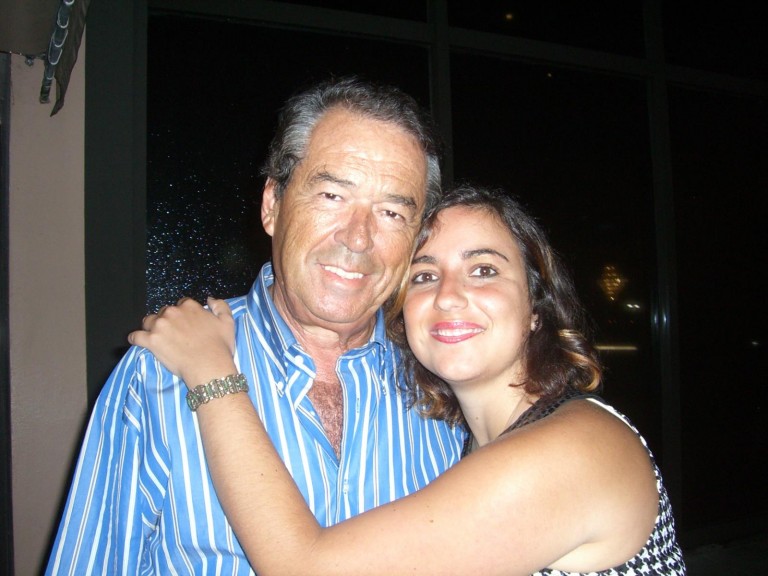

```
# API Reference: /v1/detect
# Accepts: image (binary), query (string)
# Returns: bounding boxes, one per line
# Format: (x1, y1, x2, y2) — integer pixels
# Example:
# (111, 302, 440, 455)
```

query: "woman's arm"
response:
(128, 298, 658, 576)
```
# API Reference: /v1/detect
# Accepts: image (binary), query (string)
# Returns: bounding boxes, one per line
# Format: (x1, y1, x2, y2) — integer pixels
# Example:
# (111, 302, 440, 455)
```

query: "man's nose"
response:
(336, 207, 376, 253)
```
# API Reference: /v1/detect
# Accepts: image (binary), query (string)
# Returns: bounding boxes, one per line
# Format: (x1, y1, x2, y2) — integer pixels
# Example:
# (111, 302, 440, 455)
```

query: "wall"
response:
(8, 50, 87, 574)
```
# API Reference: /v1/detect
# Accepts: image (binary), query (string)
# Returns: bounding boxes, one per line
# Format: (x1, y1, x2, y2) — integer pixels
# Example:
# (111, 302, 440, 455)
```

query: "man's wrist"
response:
(186, 373, 248, 412)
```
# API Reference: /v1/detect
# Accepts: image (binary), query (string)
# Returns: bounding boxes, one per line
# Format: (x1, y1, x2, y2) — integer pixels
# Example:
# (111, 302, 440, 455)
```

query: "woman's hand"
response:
(128, 297, 238, 389)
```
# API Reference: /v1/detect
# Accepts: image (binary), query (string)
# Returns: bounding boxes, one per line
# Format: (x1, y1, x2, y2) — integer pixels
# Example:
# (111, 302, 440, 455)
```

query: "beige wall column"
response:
(8, 50, 88, 575)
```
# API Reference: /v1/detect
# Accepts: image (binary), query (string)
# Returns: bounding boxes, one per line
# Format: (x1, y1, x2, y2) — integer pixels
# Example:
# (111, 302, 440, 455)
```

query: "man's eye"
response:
(382, 209, 404, 220)
(321, 192, 341, 201)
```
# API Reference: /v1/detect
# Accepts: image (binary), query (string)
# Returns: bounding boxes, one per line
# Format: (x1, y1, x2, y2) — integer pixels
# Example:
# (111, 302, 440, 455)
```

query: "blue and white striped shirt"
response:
(46, 263, 465, 575)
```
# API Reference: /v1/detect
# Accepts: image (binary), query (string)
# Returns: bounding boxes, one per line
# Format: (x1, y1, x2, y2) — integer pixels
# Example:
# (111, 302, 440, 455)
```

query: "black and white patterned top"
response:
(500, 389, 687, 576)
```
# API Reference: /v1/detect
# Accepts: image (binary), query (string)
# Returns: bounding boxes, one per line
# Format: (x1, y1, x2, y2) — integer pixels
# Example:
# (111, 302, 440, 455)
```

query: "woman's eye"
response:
(470, 265, 497, 278)
(411, 271, 437, 284)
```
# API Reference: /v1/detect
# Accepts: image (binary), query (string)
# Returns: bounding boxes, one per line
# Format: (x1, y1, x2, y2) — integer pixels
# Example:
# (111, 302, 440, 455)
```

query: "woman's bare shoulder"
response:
(493, 398, 656, 504)
(488, 397, 660, 571)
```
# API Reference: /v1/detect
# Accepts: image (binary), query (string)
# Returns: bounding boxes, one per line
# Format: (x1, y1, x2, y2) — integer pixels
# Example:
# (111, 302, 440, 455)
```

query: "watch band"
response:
(186, 373, 249, 412)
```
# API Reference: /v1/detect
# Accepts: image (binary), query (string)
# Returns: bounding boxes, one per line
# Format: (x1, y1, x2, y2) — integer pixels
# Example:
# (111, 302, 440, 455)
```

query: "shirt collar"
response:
(247, 262, 389, 369)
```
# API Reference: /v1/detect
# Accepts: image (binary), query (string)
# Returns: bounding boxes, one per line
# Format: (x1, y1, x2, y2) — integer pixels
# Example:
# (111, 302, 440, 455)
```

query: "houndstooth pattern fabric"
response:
(510, 391, 686, 576)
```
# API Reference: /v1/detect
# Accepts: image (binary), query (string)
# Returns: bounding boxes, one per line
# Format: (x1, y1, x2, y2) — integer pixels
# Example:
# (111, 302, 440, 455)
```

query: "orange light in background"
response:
(599, 264, 626, 301)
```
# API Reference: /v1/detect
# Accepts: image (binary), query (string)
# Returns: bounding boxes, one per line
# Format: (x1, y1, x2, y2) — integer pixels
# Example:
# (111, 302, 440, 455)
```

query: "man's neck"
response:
(267, 283, 375, 458)
(268, 283, 376, 362)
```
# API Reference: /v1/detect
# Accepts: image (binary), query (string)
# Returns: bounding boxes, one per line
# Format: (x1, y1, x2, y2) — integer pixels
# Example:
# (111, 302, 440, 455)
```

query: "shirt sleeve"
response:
(45, 346, 167, 576)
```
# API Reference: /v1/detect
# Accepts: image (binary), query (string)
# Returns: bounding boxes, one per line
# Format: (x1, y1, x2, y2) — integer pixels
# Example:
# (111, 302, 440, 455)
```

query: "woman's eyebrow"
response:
(462, 248, 509, 261)
(411, 254, 436, 265)
(412, 248, 509, 265)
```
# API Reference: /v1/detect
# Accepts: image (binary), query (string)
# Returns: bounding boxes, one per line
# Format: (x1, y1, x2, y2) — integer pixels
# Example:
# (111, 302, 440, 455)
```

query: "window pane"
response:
(450, 52, 660, 454)
(663, 2, 768, 80)
(147, 15, 430, 311)
(447, 1, 644, 56)
(276, 0, 426, 21)
(671, 88, 768, 526)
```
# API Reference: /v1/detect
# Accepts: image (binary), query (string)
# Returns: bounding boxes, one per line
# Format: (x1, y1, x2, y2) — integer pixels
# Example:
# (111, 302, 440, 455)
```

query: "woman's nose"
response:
(434, 275, 468, 311)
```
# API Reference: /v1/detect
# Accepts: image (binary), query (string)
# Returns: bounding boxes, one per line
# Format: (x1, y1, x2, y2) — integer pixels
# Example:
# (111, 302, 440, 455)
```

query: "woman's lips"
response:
(429, 321, 484, 343)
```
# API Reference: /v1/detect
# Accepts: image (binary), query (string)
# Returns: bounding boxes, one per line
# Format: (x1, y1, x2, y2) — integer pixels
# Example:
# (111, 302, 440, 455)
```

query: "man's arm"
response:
(45, 347, 164, 576)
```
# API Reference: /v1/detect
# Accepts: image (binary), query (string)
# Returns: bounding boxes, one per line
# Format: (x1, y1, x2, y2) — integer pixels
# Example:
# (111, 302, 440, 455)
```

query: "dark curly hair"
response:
(388, 184, 602, 427)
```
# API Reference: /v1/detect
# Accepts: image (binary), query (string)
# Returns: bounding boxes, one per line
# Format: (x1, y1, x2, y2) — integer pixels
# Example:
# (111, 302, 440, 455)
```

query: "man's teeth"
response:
(325, 266, 363, 280)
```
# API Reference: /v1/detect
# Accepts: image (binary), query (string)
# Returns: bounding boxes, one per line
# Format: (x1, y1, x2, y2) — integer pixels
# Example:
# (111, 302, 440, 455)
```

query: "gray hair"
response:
(262, 77, 443, 214)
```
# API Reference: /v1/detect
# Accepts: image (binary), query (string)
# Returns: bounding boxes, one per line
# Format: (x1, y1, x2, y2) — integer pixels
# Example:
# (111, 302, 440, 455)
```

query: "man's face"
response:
(263, 108, 428, 344)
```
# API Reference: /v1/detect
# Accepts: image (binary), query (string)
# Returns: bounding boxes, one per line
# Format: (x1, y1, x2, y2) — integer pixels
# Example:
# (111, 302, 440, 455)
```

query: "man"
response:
(46, 78, 465, 575)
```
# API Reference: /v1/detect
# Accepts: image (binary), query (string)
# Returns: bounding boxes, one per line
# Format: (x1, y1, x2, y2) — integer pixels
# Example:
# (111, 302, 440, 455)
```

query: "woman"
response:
(131, 185, 685, 575)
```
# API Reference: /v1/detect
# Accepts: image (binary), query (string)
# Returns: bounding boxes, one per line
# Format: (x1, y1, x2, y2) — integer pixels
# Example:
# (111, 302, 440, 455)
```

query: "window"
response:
(670, 87, 768, 526)
(83, 1, 768, 545)
(663, 2, 768, 80)
(447, 1, 644, 56)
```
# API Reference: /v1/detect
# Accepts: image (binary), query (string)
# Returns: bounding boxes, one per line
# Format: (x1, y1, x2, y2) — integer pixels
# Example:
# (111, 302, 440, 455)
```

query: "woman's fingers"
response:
(142, 312, 158, 330)
(127, 297, 237, 382)
(207, 297, 234, 319)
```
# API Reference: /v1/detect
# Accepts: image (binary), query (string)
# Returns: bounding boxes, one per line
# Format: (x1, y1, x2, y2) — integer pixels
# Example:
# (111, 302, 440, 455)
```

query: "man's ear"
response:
(261, 178, 279, 237)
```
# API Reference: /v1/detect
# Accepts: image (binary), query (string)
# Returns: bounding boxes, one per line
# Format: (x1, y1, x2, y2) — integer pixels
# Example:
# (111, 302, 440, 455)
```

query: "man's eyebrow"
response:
(383, 193, 418, 210)
(310, 170, 418, 211)
(309, 170, 356, 188)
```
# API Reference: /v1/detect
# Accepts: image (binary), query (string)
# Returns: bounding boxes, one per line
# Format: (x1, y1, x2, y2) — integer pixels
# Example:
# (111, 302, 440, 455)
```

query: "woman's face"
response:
(403, 206, 537, 389)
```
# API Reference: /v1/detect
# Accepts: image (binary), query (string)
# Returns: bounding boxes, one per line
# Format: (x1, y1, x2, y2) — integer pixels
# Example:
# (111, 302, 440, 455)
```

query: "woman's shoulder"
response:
(466, 395, 649, 495)
(485, 398, 660, 571)
(504, 396, 648, 464)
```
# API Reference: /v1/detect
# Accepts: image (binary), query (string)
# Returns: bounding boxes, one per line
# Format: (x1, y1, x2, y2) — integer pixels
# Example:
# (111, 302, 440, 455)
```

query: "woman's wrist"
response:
(181, 359, 239, 392)
(186, 373, 248, 412)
